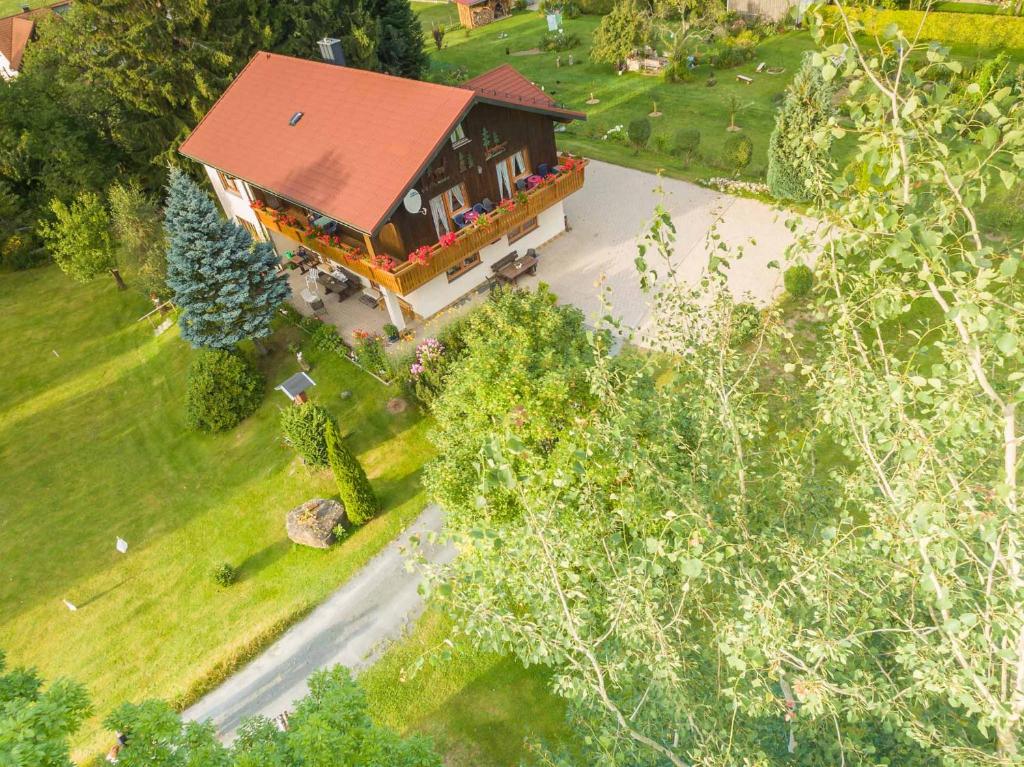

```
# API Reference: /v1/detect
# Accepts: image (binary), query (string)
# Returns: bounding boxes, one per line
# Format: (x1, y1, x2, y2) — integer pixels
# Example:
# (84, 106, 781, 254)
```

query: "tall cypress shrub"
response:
(373, 0, 428, 79)
(766, 53, 838, 202)
(164, 169, 290, 349)
(325, 423, 377, 525)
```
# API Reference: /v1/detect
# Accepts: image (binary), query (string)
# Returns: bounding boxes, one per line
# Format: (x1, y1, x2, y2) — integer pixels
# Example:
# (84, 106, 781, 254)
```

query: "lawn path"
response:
(183, 504, 454, 740)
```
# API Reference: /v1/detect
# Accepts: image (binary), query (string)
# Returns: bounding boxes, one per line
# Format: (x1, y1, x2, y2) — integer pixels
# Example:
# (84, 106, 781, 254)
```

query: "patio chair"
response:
(537, 163, 550, 177)
(481, 198, 496, 213)
(472, 203, 486, 216)
(453, 213, 468, 229)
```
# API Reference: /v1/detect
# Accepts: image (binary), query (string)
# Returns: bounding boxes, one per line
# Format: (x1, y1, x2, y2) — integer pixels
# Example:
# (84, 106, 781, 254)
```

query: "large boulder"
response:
(286, 498, 348, 549)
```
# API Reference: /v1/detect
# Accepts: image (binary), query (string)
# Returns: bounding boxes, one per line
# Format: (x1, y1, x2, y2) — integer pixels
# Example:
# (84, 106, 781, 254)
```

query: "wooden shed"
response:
(455, 0, 509, 29)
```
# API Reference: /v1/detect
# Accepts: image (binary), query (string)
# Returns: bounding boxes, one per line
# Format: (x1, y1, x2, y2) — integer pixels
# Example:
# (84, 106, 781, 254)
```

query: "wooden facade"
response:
(457, 0, 509, 29)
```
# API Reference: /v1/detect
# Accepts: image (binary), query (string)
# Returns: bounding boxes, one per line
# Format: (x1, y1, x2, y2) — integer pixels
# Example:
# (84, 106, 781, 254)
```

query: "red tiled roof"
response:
(0, 1, 69, 72)
(180, 52, 475, 234)
(462, 63, 586, 121)
(179, 54, 585, 234)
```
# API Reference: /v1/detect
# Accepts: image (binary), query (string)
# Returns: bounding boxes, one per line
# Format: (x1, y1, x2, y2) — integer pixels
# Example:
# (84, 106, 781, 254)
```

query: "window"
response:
(445, 183, 469, 217)
(507, 216, 539, 244)
(496, 148, 530, 199)
(446, 252, 481, 282)
(218, 171, 241, 196)
(236, 216, 261, 241)
(429, 194, 450, 238)
(429, 183, 471, 237)
(449, 122, 469, 148)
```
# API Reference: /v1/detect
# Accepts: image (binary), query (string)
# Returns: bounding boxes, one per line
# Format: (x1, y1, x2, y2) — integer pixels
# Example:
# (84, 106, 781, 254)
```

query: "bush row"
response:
(821, 6, 1024, 48)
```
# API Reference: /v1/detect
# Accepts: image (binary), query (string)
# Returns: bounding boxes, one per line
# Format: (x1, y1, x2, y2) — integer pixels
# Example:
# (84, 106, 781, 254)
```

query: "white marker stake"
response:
(63, 599, 78, 612)
(116, 537, 128, 554)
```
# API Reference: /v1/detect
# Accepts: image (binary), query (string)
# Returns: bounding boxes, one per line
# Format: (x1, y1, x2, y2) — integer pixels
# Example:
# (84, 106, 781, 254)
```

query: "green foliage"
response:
(212, 562, 239, 587)
(373, 0, 429, 78)
(722, 133, 753, 173)
(538, 29, 581, 51)
(767, 52, 837, 202)
(821, 5, 1024, 47)
(708, 32, 758, 69)
(325, 423, 377, 526)
(280, 402, 337, 469)
(0, 649, 92, 767)
(185, 349, 264, 433)
(353, 332, 388, 376)
(730, 301, 761, 345)
(590, 0, 653, 65)
(424, 285, 595, 528)
(673, 127, 701, 159)
(628, 116, 652, 150)
(383, 323, 400, 340)
(164, 169, 290, 349)
(783, 263, 813, 298)
(108, 181, 168, 298)
(307, 322, 346, 354)
(104, 666, 440, 766)
(39, 191, 117, 286)
(576, 0, 615, 12)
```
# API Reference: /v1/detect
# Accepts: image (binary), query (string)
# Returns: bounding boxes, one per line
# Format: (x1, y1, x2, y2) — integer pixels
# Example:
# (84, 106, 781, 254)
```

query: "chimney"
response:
(317, 38, 345, 67)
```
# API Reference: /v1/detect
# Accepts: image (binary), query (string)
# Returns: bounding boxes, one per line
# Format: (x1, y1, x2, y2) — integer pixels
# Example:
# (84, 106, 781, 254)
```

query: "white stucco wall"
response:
(204, 165, 265, 238)
(404, 199, 566, 319)
(0, 52, 17, 80)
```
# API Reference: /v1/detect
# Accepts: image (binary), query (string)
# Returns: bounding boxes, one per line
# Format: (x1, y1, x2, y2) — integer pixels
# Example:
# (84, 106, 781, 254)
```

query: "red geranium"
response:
(369, 252, 397, 272)
(408, 245, 433, 265)
(439, 232, 457, 247)
(250, 199, 267, 210)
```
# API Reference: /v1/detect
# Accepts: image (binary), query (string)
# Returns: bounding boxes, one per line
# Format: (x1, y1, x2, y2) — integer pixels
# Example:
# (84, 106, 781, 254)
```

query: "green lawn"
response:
(362, 608, 576, 765)
(0, 0, 52, 16)
(422, 10, 816, 183)
(413, 0, 461, 35)
(0, 267, 434, 759)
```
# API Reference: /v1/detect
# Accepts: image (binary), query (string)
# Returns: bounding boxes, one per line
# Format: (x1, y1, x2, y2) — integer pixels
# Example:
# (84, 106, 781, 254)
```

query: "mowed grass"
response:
(0, 0, 52, 15)
(362, 608, 576, 766)
(0, 267, 434, 759)
(412, 0, 461, 35)
(423, 10, 815, 182)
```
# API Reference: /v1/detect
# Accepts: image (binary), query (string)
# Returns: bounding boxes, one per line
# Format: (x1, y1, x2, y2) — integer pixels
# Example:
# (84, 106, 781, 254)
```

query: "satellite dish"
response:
(403, 189, 422, 214)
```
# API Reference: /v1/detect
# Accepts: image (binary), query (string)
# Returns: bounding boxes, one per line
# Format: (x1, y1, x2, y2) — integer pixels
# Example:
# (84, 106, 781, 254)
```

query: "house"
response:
(726, 0, 806, 21)
(0, 1, 70, 80)
(455, 0, 509, 29)
(179, 50, 587, 332)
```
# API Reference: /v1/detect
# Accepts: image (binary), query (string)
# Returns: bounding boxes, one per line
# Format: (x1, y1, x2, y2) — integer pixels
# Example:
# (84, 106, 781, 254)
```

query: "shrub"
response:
(784, 264, 814, 299)
(382, 323, 400, 341)
(212, 563, 238, 587)
(820, 6, 1024, 48)
(280, 402, 338, 468)
(539, 29, 580, 51)
(731, 302, 761, 345)
(722, 134, 753, 174)
(673, 128, 701, 160)
(307, 321, 345, 354)
(352, 331, 388, 377)
(577, 0, 614, 12)
(185, 349, 264, 432)
(628, 117, 651, 151)
(325, 423, 377, 526)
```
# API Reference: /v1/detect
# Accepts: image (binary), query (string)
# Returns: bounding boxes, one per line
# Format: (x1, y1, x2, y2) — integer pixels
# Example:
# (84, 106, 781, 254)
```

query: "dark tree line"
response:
(0, 0, 427, 272)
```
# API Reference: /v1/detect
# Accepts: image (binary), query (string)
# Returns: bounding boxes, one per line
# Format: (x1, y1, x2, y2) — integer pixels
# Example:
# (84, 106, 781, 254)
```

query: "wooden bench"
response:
(736, 74, 753, 85)
(491, 250, 519, 274)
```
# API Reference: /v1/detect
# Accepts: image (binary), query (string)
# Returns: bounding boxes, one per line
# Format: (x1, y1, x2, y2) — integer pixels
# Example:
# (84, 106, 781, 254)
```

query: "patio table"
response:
(497, 252, 538, 285)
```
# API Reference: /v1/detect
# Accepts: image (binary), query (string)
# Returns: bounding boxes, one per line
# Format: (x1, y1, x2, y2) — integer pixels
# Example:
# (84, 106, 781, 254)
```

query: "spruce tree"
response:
(766, 52, 837, 202)
(325, 422, 377, 525)
(164, 169, 290, 349)
(372, 0, 428, 79)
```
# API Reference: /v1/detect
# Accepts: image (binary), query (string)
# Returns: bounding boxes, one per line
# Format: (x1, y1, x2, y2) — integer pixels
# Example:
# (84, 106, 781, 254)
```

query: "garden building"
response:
(179, 53, 587, 332)
(454, 0, 510, 29)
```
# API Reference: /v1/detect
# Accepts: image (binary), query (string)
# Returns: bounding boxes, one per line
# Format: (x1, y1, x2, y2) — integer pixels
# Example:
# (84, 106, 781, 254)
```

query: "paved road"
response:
(183, 504, 454, 741)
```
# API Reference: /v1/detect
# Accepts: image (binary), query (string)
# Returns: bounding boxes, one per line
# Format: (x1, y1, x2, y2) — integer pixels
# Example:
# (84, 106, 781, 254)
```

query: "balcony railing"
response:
(254, 155, 587, 297)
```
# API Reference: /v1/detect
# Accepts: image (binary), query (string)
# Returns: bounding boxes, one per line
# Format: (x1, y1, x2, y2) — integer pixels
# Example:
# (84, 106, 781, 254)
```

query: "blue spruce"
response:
(164, 168, 290, 348)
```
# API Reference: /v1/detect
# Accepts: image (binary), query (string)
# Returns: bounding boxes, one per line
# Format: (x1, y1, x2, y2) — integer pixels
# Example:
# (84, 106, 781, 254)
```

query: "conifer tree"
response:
(325, 422, 377, 525)
(766, 52, 837, 202)
(164, 169, 289, 349)
(372, 0, 428, 79)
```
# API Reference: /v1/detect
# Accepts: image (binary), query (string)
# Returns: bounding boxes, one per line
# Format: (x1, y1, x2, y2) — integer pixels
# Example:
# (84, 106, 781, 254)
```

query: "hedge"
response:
(821, 7, 1024, 48)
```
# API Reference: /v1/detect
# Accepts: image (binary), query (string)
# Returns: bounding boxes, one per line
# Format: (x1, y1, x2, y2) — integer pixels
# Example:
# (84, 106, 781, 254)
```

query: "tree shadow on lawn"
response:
(236, 539, 293, 583)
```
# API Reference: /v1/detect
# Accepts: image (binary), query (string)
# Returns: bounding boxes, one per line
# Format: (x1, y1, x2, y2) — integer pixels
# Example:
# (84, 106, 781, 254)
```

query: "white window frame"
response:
(449, 122, 469, 148)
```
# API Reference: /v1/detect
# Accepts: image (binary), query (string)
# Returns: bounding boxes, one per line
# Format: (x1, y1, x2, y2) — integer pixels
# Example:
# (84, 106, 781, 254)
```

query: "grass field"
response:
(0, 0, 52, 16)
(362, 608, 576, 765)
(0, 267, 433, 759)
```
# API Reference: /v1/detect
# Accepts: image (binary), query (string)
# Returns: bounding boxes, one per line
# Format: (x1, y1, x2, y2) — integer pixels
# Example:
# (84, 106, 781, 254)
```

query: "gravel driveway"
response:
(519, 160, 808, 335)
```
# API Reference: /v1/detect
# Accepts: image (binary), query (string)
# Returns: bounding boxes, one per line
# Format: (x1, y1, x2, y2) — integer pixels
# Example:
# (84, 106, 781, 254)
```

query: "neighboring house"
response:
(179, 50, 587, 331)
(727, 0, 805, 21)
(455, 0, 510, 29)
(0, 1, 70, 80)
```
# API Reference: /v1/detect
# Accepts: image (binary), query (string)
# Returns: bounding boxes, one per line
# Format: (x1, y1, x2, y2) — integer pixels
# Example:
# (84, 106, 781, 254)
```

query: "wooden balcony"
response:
(254, 156, 587, 297)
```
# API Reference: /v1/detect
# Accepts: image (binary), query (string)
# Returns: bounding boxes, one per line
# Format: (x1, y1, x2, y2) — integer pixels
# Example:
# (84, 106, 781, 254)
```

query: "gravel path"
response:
(183, 505, 453, 741)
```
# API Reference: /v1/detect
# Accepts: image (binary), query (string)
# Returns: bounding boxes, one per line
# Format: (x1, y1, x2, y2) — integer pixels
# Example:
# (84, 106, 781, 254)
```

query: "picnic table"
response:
(496, 252, 538, 285)
(316, 271, 356, 301)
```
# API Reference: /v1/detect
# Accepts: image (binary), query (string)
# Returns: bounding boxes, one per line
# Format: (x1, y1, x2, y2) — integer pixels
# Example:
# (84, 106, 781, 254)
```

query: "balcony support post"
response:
(381, 287, 407, 332)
